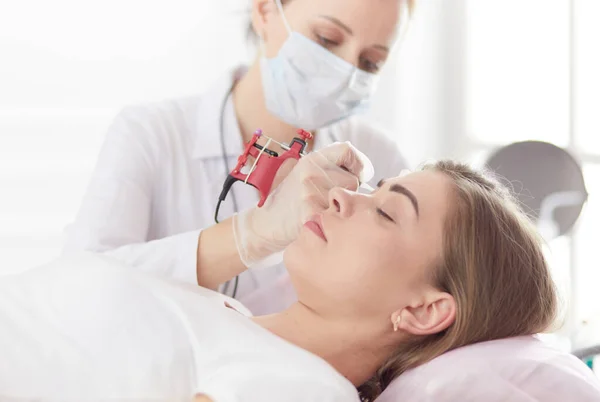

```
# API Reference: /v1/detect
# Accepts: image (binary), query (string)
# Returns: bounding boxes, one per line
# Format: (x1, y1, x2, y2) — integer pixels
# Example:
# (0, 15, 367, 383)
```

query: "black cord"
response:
(217, 82, 240, 299)
(231, 266, 240, 298)
(214, 174, 241, 298)
(214, 199, 223, 224)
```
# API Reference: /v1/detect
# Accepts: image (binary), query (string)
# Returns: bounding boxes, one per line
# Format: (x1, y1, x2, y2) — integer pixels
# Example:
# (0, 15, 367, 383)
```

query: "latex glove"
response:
(233, 141, 374, 268)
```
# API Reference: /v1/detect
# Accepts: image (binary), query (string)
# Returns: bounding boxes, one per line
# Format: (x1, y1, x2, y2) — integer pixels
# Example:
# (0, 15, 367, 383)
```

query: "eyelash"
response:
(377, 207, 395, 223)
(316, 35, 338, 47)
(316, 35, 380, 73)
(360, 58, 380, 73)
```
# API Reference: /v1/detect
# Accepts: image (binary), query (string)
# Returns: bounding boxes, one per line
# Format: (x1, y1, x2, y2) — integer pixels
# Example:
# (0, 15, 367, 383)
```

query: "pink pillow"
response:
(376, 336, 600, 402)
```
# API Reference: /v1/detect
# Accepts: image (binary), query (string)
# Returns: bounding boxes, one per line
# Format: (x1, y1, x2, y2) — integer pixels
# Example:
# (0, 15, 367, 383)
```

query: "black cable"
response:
(231, 267, 240, 299)
(217, 82, 240, 299)
(214, 174, 240, 298)
(214, 199, 223, 225)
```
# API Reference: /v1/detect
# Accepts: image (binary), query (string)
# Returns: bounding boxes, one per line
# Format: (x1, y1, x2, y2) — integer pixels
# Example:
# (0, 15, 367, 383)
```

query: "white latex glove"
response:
(233, 141, 374, 268)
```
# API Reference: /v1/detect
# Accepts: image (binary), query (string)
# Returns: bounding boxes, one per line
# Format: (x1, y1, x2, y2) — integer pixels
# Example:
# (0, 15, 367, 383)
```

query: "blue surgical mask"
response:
(260, 0, 380, 130)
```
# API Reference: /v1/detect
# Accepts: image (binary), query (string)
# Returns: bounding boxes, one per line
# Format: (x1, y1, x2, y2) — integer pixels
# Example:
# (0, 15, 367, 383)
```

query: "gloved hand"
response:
(233, 141, 374, 268)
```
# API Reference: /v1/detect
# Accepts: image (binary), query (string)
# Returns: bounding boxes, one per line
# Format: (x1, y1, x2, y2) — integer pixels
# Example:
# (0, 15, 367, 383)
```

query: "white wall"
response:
(367, 0, 452, 166)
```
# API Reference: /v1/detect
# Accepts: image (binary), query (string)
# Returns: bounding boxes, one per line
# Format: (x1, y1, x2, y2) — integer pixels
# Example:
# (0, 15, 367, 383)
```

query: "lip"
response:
(304, 215, 327, 242)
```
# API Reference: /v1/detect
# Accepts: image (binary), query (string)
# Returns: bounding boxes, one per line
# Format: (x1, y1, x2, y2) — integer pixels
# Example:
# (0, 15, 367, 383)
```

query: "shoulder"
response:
(104, 96, 205, 159)
(324, 117, 410, 181)
(112, 96, 203, 138)
(106, 69, 236, 155)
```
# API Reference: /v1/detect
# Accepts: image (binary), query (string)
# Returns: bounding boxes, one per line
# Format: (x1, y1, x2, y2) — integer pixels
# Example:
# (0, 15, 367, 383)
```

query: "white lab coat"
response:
(63, 66, 409, 315)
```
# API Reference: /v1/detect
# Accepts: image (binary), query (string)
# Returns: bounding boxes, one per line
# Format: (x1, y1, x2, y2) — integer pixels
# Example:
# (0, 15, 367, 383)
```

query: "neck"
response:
(252, 302, 397, 386)
(232, 61, 308, 146)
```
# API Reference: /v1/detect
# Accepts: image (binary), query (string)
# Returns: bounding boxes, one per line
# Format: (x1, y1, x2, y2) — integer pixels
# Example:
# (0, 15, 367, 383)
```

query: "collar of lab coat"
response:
(192, 66, 248, 160)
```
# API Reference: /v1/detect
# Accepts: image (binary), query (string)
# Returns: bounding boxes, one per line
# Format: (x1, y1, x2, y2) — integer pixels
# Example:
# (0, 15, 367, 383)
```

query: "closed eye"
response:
(360, 57, 380, 73)
(377, 208, 395, 223)
(316, 35, 338, 47)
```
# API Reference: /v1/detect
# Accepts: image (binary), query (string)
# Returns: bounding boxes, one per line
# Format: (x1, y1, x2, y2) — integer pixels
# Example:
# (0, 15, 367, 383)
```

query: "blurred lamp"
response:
(484, 141, 588, 241)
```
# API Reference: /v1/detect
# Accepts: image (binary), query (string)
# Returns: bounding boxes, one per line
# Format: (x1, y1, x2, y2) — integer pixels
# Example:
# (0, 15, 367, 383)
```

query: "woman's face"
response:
(255, 0, 407, 73)
(284, 170, 452, 320)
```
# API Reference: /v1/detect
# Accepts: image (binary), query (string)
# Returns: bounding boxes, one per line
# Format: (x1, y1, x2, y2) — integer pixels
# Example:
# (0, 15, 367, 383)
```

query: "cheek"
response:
(406, 226, 444, 274)
(335, 232, 402, 285)
(327, 241, 408, 314)
(264, 17, 292, 57)
(284, 231, 332, 286)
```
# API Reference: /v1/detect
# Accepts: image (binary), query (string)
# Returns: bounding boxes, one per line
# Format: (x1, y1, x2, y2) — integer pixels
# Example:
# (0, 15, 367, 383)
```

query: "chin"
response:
(283, 240, 303, 270)
(283, 239, 317, 282)
(284, 255, 321, 308)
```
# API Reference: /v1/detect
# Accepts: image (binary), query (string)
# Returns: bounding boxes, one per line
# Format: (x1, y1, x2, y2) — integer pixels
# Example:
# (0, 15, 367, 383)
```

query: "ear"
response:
(391, 292, 456, 336)
(251, 0, 279, 42)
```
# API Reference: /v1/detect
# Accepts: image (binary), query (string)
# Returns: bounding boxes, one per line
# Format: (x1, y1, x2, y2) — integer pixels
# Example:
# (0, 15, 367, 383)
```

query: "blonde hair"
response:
(247, 0, 416, 43)
(358, 160, 559, 401)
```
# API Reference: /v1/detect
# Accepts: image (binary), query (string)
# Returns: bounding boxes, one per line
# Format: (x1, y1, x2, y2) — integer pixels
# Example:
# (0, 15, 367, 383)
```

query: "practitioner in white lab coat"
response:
(64, 0, 415, 314)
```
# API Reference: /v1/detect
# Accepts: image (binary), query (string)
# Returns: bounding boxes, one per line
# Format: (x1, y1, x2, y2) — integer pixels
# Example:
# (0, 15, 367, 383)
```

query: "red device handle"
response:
(251, 146, 302, 207)
(229, 129, 312, 207)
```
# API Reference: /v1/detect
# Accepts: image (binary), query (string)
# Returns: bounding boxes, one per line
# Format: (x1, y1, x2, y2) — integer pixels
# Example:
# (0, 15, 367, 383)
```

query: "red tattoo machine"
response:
(214, 128, 313, 222)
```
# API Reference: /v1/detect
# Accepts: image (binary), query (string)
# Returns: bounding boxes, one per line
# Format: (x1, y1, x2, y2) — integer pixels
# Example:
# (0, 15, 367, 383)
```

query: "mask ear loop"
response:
(274, 0, 293, 33)
(260, 0, 292, 56)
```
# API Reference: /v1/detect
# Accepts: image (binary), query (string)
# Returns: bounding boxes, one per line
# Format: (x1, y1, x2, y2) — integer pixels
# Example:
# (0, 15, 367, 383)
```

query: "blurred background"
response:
(0, 0, 598, 354)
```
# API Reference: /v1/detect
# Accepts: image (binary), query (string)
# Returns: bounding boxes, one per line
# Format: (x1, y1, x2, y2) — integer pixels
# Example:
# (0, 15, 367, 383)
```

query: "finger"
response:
(312, 142, 374, 183)
(306, 158, 361, 192)
(301, 196, 330, 224)
(305, 156, 337, 189)
(337, 142, 374, 184)
(319, 168, 360, 192)
(303, 172, 334, 202)
(300, 173, 358, 221)
(305, 151, 355, 188)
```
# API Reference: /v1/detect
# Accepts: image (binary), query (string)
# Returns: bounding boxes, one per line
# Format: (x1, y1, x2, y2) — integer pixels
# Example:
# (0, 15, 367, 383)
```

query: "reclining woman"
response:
(0, 145, 561, 401)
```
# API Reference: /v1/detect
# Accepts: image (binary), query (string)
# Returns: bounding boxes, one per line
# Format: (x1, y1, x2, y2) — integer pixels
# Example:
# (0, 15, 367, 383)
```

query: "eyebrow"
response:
(317, 16, 391, 53)
(318, 15, 353, 35)
(377, 179, 420, 218)
(372, 44, 390, 53)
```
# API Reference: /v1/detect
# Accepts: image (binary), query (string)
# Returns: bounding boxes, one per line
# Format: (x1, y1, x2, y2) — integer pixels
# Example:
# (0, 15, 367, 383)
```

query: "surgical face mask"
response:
(260, 0, 380, 130)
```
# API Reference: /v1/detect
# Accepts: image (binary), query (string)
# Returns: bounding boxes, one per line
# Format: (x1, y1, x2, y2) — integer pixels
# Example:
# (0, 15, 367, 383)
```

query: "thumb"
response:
(339, 142, 374, 184)
(317, 142, 374, 183)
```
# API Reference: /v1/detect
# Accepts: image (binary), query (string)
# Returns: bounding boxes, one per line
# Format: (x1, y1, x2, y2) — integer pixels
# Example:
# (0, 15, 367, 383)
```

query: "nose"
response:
(328, 187, 361, 217)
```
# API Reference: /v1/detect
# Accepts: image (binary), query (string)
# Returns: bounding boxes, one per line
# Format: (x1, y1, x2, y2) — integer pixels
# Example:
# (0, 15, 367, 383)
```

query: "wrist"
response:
(196, 217, 247, 289)
(233, 208, 287, 268)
